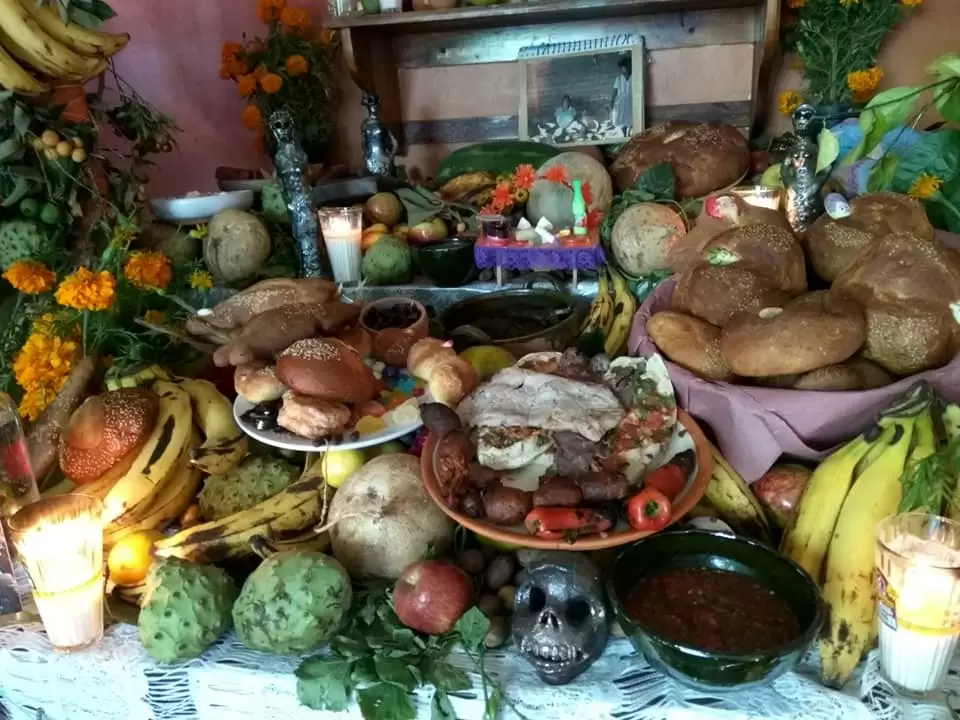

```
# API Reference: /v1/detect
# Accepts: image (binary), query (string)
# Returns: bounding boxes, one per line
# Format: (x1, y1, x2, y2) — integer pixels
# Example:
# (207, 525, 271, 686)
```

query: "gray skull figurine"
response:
(512, 552, 610, 685)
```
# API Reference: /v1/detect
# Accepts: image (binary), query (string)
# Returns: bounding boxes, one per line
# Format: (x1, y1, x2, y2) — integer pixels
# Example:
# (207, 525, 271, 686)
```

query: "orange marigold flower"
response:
(253, 65, 268, 81)
(257, 0, 287, 22)
(260, 73, 283, 94)
(236, 74, 257, 97)
(242, 104, 263, 130)
(280, 7, 310, 31)
(512, 164, 536, 191)
(143, 310, 166, 325)
(778, 90, 804, 117)
(847, 67, 883, 97)
(225, 57, 248, 77)
(492, 183, 514, 210)
(123, 251, 173, 290)
(54, 267, 116, 311)
(219, 66, 233, 80)
(580, 181, 593, 207)
(285, 55, 309, 77)
(316, 28, 335, 46)
(18, 387, 57, 422)
(3, 260, 55, 295)
(221, 41, 243, 62)
(543, 165, 569, 185)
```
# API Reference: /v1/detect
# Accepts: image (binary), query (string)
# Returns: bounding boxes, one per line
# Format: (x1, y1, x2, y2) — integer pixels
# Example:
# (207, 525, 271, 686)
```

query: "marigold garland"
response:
(54, 267, 116, 311)
(189, 270, 214, 291)
(123, 251, 173, 290)
(260, 73, 284, 94)
(242, 104, 263, 130)
(2, 260, 55, 295)
(908, 173, 943, 199)
(285, 55, 309, 77)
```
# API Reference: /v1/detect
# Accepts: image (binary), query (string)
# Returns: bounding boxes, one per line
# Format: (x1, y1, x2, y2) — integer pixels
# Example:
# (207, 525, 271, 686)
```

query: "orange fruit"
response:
(107, 530, 164, 587)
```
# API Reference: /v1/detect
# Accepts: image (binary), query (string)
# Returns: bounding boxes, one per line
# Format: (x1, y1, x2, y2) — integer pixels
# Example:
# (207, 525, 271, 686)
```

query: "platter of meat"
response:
(419, 350, 712, 550)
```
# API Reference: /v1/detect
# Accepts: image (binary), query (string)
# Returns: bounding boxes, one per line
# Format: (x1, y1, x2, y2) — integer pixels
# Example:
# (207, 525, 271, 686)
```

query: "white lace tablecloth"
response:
(0, 621, 957, 720)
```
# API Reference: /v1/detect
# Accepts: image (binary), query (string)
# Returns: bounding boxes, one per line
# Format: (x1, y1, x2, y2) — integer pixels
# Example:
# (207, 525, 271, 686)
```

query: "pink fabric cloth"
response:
(628, 231, 960, 484)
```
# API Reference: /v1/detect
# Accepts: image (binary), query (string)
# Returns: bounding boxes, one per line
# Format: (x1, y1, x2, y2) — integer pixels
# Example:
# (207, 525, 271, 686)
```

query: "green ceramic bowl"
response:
(609, 530, 824, 690)
(413, 236, 477, 287)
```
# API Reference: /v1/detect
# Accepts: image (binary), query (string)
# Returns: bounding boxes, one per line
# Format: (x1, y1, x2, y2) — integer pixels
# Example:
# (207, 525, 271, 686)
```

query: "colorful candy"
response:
(355, 415, 387, 436)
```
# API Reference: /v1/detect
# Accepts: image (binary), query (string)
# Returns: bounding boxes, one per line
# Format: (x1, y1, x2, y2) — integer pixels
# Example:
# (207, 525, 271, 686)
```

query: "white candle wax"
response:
(319, 209, 363, 284)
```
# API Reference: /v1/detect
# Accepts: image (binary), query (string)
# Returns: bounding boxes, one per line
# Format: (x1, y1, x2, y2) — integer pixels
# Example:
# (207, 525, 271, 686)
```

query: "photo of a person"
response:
(611, 58, 633, 133)
(554, 95, 576, 129)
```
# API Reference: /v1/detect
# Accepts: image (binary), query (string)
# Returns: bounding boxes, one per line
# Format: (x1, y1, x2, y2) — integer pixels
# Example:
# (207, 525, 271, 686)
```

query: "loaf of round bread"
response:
(645, 311, 734, 381)
(790, 358, 892, 391)
(806, 193, 934, 281)
(700, 222, 806, 295)
(672, 264, 789, 327)
(610, 121, 749, 198)
(861, 307, 958, 375)
(719, 292, 866, 377)
(276, 338, 378, 403)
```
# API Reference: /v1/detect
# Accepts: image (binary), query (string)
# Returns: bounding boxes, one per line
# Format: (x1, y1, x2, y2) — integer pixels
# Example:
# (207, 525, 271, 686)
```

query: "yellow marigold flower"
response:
(908, 173, 943, 200)
(189, 270, 214, 291)
(285, 55, 309, 77)
(778, 90, 804, 117)
(847, 67, 883, 97)
(260, 72, 284, 94)
(55, 267, 116, 311)
(143, 310, 166, 325)
(18, 387, 56, 422)
(13, 332, 77, 397)
(124, 251, 173, 290)
(2, 260, 54, 295)
(236, 74, 257, 98)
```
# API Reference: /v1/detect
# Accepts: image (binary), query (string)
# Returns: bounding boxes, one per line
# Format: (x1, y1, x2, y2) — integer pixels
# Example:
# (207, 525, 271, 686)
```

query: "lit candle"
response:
(318, 206, 363, 284)
(875, 513, 960, 695)
(731, 185, 782, 211)
(9, 495, 105, 651)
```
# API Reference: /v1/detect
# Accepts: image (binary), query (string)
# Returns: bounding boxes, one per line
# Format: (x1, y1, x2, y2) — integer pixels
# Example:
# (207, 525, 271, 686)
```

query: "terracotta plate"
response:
(420, 409, 713, 551)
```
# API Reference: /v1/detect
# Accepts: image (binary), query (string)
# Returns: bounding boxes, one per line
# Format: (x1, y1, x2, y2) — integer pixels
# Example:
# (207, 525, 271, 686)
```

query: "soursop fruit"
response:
(232, 550, 352, 654)
(198, 456, 298, 520)
(0, 220, 51, 270)
(261, 182, 290, 224)
(138, 558, 237, 664)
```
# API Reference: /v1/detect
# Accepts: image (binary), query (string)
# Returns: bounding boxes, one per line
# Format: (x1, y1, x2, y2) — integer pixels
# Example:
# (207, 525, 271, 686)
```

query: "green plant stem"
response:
(934, 193, 960, 226)
(82, 309, 88, 356)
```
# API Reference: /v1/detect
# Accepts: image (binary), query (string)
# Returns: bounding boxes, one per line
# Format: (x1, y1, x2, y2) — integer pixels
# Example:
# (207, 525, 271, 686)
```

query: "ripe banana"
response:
(604, 266, 638, 357)
(176, 377, 249, 475)
(0, 0, 105, 79)
(780, 429, 881, 583)
(580, 269, 614, 342)
(101, 381, 193, 523)
(153, 474, 324, 564)
(0, 40, 46, 93)
(17, 0, 130, 58)
(819, 419, 916, 688)
(703, 445, 771, 542)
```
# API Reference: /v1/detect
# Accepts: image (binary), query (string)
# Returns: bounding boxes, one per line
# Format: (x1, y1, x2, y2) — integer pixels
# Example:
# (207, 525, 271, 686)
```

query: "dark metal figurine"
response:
(268, 109, 324, 278)
(361, 92, 396, 177)
(782, 104, 830, 236)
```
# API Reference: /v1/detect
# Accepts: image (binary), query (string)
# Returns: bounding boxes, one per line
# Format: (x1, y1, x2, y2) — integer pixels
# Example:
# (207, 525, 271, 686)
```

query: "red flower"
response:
(543, 165, 569, 185)
(492, 182, 514, 211)
(586, 208, 603, 230)
(581, 181, 593, 207)
(512, 164, 536, 191)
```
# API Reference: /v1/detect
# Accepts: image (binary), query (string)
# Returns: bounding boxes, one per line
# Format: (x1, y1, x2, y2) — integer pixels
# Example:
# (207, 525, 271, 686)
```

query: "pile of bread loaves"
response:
(646, 192, 960, 391)
(186, 278, 476, 440)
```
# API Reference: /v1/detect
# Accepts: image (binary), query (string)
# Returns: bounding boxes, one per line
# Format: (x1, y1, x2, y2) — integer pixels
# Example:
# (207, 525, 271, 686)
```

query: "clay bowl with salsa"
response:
(609, 529, 824, 689)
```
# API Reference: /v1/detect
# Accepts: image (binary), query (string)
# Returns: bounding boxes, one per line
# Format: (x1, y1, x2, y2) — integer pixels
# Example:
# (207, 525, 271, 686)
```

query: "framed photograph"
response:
(519, 41, 645, 148)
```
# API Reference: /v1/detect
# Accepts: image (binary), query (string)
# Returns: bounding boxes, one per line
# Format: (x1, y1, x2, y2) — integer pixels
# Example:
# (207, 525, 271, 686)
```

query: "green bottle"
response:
(571, 179, 587, 236)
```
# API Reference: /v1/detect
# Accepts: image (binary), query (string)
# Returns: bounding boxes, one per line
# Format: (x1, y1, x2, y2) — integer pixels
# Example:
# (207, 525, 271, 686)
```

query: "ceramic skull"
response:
(512, 551, 610, 685)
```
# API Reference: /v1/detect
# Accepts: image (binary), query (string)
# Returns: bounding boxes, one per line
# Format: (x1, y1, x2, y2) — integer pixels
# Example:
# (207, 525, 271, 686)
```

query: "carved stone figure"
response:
(361, 92, 396, 177)
(268, 109, 324, 278)
(512, 552, 611, 685)
(782, 104, 830, 235)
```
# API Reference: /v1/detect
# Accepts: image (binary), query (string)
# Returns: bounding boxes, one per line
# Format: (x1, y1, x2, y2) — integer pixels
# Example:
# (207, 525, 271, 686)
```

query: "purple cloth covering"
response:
(474, 244, 606, 271)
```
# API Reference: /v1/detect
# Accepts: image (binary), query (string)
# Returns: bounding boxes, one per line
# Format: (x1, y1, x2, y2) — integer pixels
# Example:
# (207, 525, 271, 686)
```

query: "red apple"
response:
(393, 560, 472, 635)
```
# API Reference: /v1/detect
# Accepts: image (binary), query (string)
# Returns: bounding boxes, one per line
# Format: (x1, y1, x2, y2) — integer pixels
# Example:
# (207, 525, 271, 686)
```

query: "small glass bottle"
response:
(571, 179, 588, 237)
(0, 393, 38, 518)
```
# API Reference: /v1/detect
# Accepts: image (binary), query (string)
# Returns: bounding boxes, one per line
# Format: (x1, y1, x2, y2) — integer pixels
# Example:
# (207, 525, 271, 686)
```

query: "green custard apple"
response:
(232, 550, 352, 654)
(138, 558, 238, 664)
(198, 456, 298, 521)
(261, 182, 290, 224)
(361, 235, 411, 285)
(0, 220, 51, 270)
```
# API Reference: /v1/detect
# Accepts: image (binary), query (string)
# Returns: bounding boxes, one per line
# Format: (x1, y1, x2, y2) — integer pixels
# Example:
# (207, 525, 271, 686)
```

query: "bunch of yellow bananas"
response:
(0, 0, 129, 95)
(578, 266, 637, 357)
(779, 384, 943, 689)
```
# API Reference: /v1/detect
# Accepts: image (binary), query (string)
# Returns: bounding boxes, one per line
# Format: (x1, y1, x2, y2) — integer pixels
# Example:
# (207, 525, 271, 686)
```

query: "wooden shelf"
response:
(327, 0, 759, 31)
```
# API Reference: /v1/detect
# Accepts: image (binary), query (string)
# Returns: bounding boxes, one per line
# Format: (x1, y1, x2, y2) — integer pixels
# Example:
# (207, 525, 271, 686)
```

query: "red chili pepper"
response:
(626, 488, 672, 532)
(642, 464, 686, 501)
(524, 507, 614, 540)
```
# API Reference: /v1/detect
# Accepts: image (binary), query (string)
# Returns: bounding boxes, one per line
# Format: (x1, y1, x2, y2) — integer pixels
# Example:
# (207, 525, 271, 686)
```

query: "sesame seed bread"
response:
(276, 338, 378, 403)
(672, 264, 790, 327)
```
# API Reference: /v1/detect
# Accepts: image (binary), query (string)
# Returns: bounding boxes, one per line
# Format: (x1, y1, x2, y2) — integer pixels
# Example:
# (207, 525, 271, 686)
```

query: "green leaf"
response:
(68, 0, 116, 27)
(868, 155, 899, 192)
(455, 607, 490, 652)
(815, 129, 840, 175)
(934, 84, 960, 125)
(864, 87, 921, 128)
(1, 176, 29, 207)
(357, 683, 416, 720)
(484, 684, 503, 720)
(296, 658, 352, 713)
(424, 659, 472, 693)
(928, 53, 960, 80)
(375, 658, 418, 692)
(12, 104, 29, 137)
(634, 162, 675, 201)
(432, 691, 456, 720)
(891, 131, 960, 194)
(0, 137, 22, 163)
(760, 163, 783, 188)
(353, 658, 380, 684)
(333, 634, 371, 661)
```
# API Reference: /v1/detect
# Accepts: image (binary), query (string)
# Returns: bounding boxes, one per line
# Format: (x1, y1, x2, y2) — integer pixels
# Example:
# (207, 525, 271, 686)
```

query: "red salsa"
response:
(624, 568, 800, 654)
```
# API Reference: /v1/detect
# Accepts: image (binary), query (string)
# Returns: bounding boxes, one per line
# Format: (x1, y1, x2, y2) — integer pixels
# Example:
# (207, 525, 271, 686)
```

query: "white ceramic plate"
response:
(233, 396, 424, 452)
(150, 189, 254, 224)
